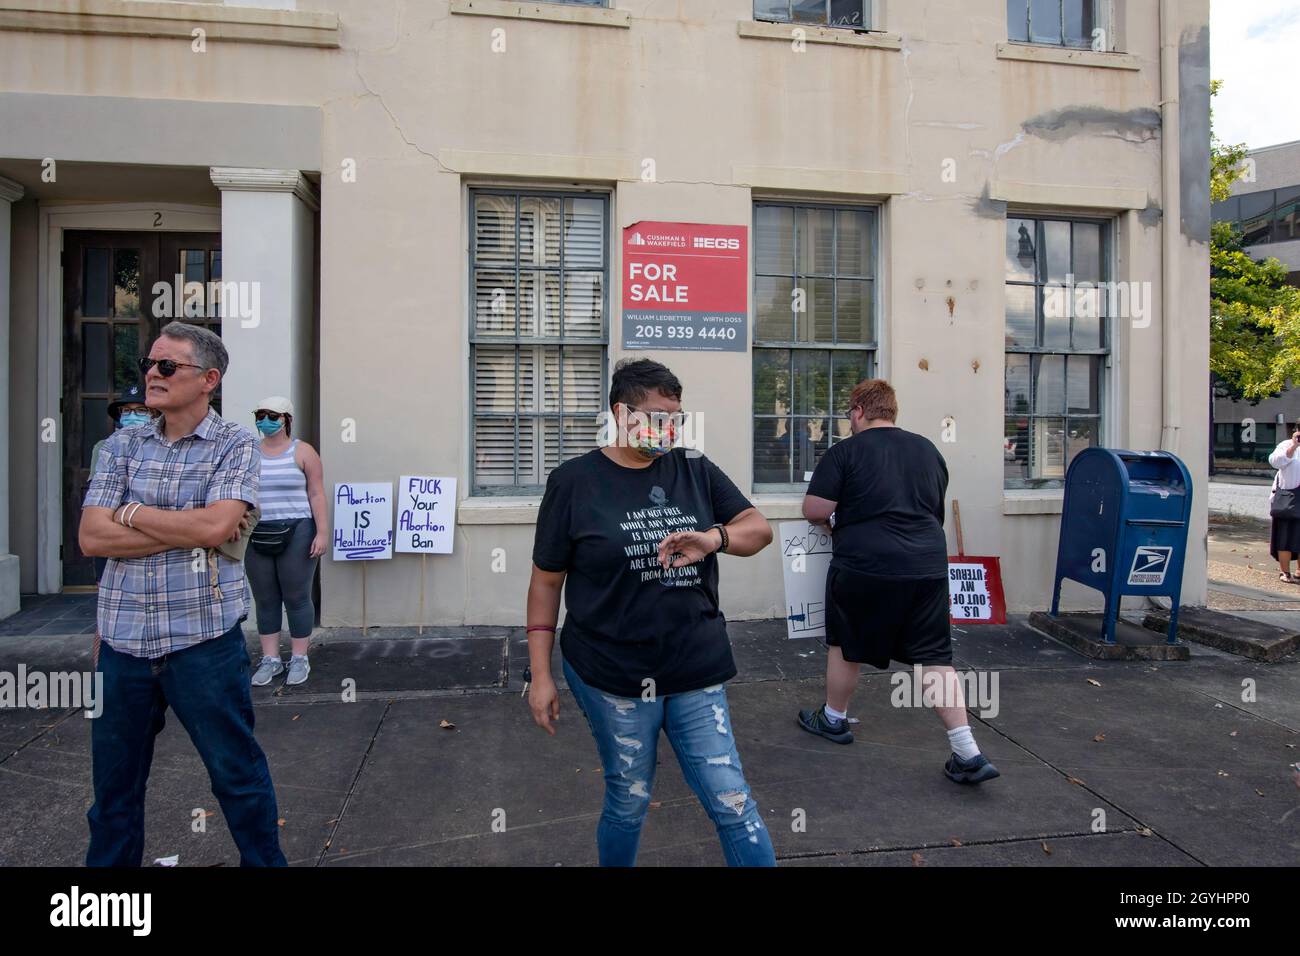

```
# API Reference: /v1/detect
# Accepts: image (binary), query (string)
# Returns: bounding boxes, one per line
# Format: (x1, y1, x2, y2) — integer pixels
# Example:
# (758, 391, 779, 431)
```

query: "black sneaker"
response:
(944, 752, 1001, 784)
(797, 705, 854, 744)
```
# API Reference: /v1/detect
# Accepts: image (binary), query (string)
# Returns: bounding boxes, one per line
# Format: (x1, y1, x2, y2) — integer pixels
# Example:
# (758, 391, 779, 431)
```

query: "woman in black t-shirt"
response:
(526, 359, 777, 867)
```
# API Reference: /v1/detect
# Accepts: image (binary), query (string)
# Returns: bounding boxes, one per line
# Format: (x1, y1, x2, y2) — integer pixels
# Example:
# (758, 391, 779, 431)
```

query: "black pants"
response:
(245, 517, 319, 638)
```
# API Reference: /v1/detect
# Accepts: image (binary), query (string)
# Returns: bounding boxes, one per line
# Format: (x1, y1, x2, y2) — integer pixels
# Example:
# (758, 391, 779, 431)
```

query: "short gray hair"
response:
(159, 321, 228, 376)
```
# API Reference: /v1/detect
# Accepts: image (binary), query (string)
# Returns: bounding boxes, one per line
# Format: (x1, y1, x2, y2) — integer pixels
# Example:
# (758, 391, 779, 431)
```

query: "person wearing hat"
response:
(89, 383, 157, 583)
(246, 396, 327, 687)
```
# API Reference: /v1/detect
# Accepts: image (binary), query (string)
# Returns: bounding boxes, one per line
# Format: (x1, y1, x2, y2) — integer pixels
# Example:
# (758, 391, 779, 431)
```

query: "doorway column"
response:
(208, 168, 317, 435)
(0, 176, 23, 618)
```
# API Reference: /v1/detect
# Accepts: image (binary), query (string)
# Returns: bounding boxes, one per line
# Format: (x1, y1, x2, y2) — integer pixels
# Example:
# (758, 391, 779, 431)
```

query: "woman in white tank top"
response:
(246, 396, 327, 687)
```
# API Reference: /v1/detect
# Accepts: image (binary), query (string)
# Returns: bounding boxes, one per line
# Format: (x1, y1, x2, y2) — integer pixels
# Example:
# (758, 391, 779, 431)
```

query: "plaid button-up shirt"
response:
(83, 407, 260, 659)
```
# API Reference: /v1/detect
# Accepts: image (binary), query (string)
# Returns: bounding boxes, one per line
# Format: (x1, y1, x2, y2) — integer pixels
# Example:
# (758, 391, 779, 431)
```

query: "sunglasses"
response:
(138, 357, 205, 378)
(254, 411, 286, 422)
(622, 404, 688, 431)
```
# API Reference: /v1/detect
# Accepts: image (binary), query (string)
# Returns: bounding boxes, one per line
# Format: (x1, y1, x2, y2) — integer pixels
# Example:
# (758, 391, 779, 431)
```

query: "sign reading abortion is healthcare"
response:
(395, 476, 457, 554)
(622, 221, 748, 353)
(333, 482, 394, 561)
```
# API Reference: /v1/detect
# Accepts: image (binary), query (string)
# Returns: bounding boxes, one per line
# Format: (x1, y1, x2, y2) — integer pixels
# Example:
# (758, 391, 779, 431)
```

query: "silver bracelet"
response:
(124, 502, 144, 528)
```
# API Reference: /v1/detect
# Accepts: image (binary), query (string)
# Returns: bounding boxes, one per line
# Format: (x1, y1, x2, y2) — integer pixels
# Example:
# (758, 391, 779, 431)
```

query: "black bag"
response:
(250, 520, 296, 557)
(1271, 472, 1300, 518)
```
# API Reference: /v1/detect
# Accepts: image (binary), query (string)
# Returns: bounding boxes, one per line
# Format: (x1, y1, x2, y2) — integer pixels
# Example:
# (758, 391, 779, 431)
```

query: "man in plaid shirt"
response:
(79, 321, 286, 867)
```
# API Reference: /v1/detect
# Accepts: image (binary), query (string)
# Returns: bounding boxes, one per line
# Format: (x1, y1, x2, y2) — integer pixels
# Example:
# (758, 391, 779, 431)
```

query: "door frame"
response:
(37, 203, 220, 593)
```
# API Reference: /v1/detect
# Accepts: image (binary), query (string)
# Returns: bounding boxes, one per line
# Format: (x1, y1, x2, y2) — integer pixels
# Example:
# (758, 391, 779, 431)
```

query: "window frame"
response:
(752, 199, 882, 493)
(1003, 212, 1112, 491)
(753, 0, 873, 33)
(1214, 186, 1300, 247)
(1006, 0, 1104, 50)
(468, 186, 611, 498)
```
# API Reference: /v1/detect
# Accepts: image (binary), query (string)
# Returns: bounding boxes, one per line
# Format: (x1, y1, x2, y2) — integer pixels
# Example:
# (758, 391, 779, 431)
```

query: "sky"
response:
(1211, 0, 1300, 149)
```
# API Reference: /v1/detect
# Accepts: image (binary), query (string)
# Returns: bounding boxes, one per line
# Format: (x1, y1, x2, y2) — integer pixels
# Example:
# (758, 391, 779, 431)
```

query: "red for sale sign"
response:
(622, 221, 748, 352)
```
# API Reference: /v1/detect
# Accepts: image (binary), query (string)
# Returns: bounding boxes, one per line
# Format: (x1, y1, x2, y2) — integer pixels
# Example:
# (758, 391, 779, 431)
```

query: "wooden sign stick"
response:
(953, 499, 965, 557)
(419, 554, 426, 636)
(361, 561, 368, 634)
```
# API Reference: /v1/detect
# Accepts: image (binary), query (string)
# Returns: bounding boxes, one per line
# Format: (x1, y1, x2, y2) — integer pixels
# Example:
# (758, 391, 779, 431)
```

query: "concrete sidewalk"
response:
(1, 594, 1297, 867)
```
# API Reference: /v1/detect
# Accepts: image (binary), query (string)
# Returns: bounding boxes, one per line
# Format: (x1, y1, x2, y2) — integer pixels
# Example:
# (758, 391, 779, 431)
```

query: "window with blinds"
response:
(470, 190, 609, 494)
(752, 202, 879, 490)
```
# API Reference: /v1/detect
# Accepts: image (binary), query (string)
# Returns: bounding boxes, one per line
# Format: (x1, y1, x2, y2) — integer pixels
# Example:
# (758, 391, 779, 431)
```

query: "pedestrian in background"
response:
(1267, 423, 1300, 583)
(89, 382, 156, 584)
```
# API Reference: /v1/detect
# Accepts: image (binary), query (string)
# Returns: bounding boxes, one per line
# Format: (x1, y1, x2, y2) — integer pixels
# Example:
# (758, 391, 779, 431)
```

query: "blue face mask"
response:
(118, 411, 150, 428)
(256, 417, 284, 436)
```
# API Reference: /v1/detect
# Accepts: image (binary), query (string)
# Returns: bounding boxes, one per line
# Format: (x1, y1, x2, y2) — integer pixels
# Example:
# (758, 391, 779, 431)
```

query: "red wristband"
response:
(526, 625, 557, 633)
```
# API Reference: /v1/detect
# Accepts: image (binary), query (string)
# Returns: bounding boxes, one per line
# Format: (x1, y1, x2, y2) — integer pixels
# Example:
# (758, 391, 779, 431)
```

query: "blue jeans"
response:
(563, 658, 776, 867)
(87, 623, 287, 867)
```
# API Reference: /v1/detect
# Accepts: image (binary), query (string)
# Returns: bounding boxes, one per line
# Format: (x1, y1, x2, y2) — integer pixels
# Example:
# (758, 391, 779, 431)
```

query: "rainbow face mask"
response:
(629, 422, 676, 459)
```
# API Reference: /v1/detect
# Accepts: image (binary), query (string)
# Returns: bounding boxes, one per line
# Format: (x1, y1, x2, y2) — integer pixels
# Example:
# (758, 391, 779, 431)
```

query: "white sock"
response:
(824, 703, 847, 723)
(947, 725, 980, 760)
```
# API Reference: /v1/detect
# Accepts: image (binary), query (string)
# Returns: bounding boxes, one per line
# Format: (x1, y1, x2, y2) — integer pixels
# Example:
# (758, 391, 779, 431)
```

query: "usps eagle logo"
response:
(1127, 546, 1173, 586)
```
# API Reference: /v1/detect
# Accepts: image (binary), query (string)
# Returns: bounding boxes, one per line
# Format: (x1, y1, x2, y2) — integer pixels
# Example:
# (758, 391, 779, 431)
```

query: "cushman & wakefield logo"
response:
(50, 886, 151, 936)
(627, 230, 686, 248)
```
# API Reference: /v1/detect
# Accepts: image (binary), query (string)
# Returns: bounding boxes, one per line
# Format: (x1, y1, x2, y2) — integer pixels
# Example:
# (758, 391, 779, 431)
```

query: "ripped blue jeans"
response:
(563, 658, 776, 867)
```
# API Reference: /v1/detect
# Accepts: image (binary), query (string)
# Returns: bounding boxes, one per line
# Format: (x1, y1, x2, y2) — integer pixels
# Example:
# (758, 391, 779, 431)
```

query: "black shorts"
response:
(823, 566, 953, 670)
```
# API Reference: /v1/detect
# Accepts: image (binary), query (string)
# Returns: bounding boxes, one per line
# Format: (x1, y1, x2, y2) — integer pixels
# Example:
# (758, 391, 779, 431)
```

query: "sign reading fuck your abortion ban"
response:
(395, 476, 457, 554)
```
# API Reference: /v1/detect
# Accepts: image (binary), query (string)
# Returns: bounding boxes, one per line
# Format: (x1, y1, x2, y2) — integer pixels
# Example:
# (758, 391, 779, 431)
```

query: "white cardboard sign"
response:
(332, 482, 393, 561)
(395, 476, 457, 554)
(779, 520, 833, 639)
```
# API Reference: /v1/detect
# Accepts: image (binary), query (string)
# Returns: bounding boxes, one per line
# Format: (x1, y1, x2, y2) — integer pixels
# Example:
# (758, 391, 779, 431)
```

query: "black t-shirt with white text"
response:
(532, 448, 753, 698)
(806, 426, 949, 579)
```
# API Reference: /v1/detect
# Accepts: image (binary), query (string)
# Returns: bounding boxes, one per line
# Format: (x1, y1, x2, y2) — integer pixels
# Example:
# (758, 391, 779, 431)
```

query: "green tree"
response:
(1210, 80, 1300, 402)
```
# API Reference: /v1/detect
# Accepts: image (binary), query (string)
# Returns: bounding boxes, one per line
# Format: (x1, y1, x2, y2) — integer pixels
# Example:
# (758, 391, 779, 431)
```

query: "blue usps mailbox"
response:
(1050, 448, 1192, 644)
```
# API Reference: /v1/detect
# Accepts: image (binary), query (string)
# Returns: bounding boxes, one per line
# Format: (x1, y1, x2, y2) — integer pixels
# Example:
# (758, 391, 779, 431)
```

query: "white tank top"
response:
(259, 440, 312, 520)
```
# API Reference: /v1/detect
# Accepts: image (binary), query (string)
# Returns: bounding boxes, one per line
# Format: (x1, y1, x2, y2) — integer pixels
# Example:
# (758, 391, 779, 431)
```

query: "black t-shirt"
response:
(532, 448, 753, 698)
(806, 426, 950, 579)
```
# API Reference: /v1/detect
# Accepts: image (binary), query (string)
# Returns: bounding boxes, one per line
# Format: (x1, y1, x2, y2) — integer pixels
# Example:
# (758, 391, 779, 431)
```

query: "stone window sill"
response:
(458, 497, 542, 525)
(450, 0, 630, 29)
(1003, 493, 1064, 515)
(0, 0, 339, 47)
(739, 19, 901, 49)
(749, 495, 808, 520)
(996, 42, 1140, 71)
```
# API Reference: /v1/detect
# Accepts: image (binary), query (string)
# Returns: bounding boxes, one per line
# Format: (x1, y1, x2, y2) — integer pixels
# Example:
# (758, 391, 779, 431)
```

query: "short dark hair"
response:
(609, 359, 682, 410)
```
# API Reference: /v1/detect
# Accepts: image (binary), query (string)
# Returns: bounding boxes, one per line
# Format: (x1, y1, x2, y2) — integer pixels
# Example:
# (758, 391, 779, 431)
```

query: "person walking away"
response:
(795, 379, 1000, 786)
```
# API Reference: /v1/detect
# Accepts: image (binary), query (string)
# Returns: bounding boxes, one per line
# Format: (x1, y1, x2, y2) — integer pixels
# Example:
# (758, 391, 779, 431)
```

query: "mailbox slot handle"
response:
(1123, 519, 1184, 528)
